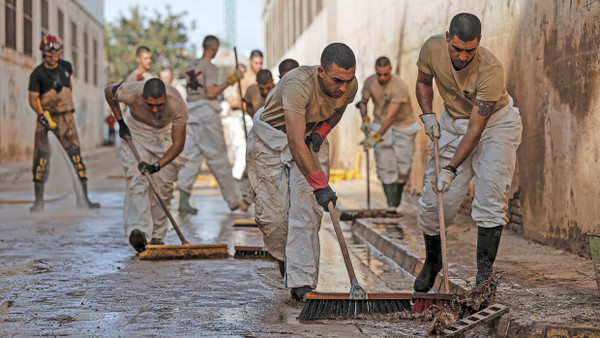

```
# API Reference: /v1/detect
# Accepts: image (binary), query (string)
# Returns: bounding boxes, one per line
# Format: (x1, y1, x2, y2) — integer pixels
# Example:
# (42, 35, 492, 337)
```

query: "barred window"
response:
(24, 0, 33, 56)
(71, 22, 78, 77)
(5, 0, 17, 50)
(41, 0, 49, 37)
(57, 9, 64, 40)
(84, 32, 88, 83)
(93, 39, 98, 86)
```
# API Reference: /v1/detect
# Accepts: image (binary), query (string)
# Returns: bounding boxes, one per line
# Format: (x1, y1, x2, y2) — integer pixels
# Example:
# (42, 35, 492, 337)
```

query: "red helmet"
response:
(39, 34, 63, 55)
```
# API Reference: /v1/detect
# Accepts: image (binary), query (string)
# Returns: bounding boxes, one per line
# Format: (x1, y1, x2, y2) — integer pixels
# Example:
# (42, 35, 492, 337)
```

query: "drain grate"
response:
(442, 303, 509, 336)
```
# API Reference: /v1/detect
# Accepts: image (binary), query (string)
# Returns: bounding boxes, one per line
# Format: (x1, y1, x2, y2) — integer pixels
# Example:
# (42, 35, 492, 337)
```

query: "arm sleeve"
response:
(416, 38, 433, 75)
(361, 78, 372, 101)
(28, 70, 41, 93)
(244, 86, 254, 106)
(282, 79, 310, 115)
(476, 66, 504, 102)
(205, 64, 219, 87)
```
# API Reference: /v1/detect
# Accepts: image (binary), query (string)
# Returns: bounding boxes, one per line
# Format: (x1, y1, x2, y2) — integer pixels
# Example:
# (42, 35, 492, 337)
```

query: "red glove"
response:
(313, 121, 332, 141)
(306, 170, 328, 191)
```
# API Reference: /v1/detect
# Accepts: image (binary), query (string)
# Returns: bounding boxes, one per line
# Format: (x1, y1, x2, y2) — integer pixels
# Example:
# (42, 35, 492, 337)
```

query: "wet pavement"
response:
(0, 146, 429, 336)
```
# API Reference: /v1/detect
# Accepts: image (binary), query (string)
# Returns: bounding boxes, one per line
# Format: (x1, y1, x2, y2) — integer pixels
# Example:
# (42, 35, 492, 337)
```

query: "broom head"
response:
(138, 243, 229, 260)
(411, 292, 453, 314)
(298, 292, 413, 320)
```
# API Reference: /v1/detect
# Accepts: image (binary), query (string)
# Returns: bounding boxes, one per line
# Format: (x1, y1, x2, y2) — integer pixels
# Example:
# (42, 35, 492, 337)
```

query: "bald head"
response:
(449, 13, 481, 42)
(142, 78, 166, 99)
(320, 43, 355, 72)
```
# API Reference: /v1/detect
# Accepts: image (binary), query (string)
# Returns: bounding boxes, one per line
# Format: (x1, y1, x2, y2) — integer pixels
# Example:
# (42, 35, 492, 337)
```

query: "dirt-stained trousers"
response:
(418, 96, 523, 235)
(247, 108, 330, 289)
(372, 121, 420, 184)
(120, 114, 183, 242)
(177, 103, 242, 210)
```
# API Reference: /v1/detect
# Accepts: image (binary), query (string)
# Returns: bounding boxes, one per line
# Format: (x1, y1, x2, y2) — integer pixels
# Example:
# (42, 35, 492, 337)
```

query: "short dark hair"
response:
(375, 56, 391, 68)
(136, 46, 151, 56)
(142, 78, 166, 99)
(250, 50, 263, 59)
(256, 70, 273, 85)
(160, 65, 173, 73)
(449, 13, 481, 42)
(320, 43, 355, 71)
(203, 35, 219, 49)
(278, 58, 299, 74)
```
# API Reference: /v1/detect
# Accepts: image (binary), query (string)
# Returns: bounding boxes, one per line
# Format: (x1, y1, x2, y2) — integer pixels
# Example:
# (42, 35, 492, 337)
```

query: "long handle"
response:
(366, 149, 370, 210)
(125, 138, 190, 245)
(434, 139, 450, 293)
(309, 147, 366, 299)
(233, 47, 248, 140)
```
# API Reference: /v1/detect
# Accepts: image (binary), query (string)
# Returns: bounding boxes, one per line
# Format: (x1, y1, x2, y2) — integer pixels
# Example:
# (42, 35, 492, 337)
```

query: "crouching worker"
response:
(104, 79, 188, 253)
(246, 43, 358, 300)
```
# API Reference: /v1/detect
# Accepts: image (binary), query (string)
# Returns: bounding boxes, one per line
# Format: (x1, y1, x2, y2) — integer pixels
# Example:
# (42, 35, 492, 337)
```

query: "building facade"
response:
(0, 0, 105, 162)
(263, 0, 600, 257)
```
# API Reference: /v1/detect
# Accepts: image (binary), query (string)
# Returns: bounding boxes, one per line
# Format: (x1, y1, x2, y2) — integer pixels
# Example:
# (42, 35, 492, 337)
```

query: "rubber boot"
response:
(290, 285, 313, 301)
(81, 181, 101, 209)
(30, 183, 44, 213)
(382, 183, 399, 208)
(178, 189, 198, 215)
(395, 182, 405, 208)
(476, 226, 503, 285)
(129, 229, 147, 253)
(413, 233, 442, 292)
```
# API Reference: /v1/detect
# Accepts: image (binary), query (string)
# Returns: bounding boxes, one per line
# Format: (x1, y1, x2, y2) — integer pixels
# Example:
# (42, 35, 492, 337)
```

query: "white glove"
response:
(432, 167, 457, 193)
(420, 113, 441, 141)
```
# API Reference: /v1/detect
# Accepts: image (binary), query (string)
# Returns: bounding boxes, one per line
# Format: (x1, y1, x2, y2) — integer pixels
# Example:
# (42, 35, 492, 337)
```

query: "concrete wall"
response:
(264, 0, 600, 256)
(0, 0, 105, 163)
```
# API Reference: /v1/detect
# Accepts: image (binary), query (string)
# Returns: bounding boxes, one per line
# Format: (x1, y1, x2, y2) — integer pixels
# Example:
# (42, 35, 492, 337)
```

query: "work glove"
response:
(118, 119, 132, 141)
(138, 161, 160, 175)
(37, 111, 57, 130)
(314, 186, 338, 212)
(227, 70, 244, 86)
(419, 113, 441, 141)
(360, 132, 381, 150)
(360, 116, 372, 136)
(431, 166, 457, 194)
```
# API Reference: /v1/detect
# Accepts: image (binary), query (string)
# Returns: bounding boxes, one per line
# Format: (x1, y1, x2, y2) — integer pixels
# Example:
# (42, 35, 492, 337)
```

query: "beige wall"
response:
(264, 0, 600, 256)
(0, 0, 105, 163)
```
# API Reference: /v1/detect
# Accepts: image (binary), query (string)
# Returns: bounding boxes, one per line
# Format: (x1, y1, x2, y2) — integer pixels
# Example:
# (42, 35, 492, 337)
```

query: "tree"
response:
(105, 5, 194, 84)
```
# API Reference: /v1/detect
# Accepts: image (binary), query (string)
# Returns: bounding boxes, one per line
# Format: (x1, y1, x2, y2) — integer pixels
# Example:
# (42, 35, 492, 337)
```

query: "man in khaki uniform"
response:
(27, 34, 100, 212)
(104, 79, 188, 253)
(244, 69, 274, 117)
(359, 56, 420, 209)
(126, 46, 156, 82)
(278, 58, 300, 79)
(414, 13, 522, 291)
(247, 43, 358, 300)
(177, 35, 244, 214)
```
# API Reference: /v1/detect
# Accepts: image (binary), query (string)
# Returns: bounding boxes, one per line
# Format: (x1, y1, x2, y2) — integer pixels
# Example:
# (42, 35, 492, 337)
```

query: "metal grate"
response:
(442, 303, 509, 337)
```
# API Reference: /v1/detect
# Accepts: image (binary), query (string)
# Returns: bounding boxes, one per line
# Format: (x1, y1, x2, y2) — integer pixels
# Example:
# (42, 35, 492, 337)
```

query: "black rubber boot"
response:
(81, 181, 101, 209)
(413, 233, 442, 292)
(277, 259, 285, 278)
(395, 182, 405, 208)
(382, 183, 399, 208)
(178, 189, 198, 215)
(476, 226, 503, 285)
(30, 183, 44, 213)
(290, 285, 313, 301)
(129, 229, 147, 253)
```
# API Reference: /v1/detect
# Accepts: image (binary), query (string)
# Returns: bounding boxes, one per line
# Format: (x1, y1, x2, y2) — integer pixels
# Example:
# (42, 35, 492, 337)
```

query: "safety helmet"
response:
(39, 34, 63, 55)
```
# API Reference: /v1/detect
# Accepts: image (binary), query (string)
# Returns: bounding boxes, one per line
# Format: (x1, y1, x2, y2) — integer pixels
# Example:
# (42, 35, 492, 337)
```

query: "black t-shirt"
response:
(28, 59, 73, 95)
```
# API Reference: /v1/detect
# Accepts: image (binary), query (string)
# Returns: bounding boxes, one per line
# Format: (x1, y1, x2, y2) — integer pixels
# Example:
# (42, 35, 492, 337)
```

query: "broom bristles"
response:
(411, 293, 453, 314)
(233, 246, 274, 259)
(299, 298, 412, 320)
(138, 244, 228, 260)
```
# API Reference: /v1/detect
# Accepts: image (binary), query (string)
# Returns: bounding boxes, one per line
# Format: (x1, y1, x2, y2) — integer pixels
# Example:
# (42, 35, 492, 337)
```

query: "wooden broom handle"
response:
(233, 47, 248, 140)
(125, 139, 189, 245)
(309, 147, 358, 282)
(434, 139, 450, 293)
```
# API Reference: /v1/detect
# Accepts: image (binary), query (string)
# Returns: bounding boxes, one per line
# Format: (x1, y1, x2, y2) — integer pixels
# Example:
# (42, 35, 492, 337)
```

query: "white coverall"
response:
(418, 96, 522, 235)
(221, 104, 253, 180)
(247, 108, 329, 289)
(120, 113, 183, 242)
(178, 101, 242, 210)
(372, 121, 421, 184)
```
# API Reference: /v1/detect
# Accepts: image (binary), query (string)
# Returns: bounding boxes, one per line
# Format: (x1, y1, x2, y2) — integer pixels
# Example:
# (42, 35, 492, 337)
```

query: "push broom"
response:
(125, 138, 228, 260)
(298, 146, 413, 320)
(411, 138, 453, 313)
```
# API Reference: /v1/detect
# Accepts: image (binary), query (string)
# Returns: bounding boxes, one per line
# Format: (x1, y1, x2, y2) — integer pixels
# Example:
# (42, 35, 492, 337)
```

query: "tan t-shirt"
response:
(416, 34, 509, 119)
(115, 81, 188, 128)
(260, 65, 358, 131)
(362, 74, 414, 126)
(184, 58, 219, 104)
(125, 70, 156, 83)
(244, 84, 265, 110)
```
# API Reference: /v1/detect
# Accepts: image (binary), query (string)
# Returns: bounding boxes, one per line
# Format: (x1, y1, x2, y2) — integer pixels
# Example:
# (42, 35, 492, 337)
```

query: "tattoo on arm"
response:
(474, 99, 497, 118)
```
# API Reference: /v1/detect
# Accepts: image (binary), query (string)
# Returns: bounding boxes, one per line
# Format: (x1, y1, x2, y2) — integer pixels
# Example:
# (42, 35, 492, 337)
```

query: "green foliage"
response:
(105, 5, 194, 84)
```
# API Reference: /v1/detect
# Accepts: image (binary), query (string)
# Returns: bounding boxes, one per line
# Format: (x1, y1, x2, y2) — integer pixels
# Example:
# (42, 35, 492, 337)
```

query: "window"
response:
(57, 9, 64, 40)
(41, 0, 49, 37)
(24, 0, 33, 56)
(71, 22, 78, 77)
(5, 0, 17, 49)
(93, 39, 98, 86)
(84, 32, 88, 83)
